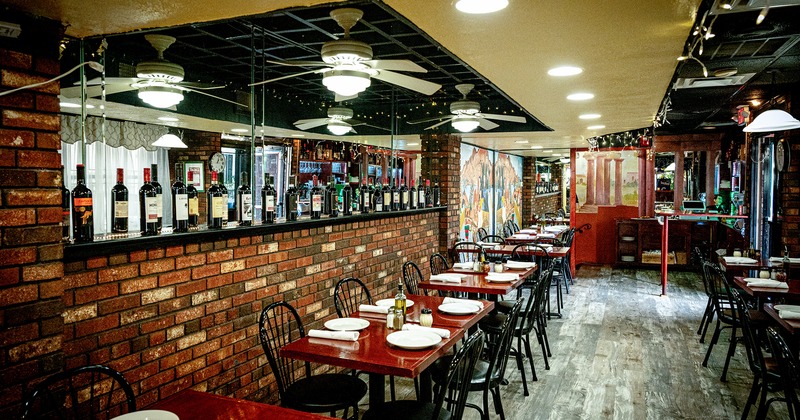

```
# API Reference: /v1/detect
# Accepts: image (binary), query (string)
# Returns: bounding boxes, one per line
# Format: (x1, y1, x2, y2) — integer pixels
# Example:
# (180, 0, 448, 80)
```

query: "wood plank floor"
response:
(377, 265, 791, 419)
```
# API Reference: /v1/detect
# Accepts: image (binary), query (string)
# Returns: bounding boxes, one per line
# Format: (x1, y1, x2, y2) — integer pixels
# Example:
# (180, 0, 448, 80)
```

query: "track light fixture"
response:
(757, 0, 769, 24)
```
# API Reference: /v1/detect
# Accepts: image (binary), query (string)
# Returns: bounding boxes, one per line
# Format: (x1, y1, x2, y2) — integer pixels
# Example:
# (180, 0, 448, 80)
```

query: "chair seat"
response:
(283, 373, 367, 412)
(363, 400, 451, 420)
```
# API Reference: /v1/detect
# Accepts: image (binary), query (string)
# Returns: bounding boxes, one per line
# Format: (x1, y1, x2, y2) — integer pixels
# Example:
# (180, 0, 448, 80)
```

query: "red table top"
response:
(355, 294, 493, 329)
(149, 389, 335, 419)
(764, 303, 800, 335)
(733, 276, 800, 299)
(418, 266, 536, 295)
(483, 244, 569, 258)
(280, 295, 493, 378)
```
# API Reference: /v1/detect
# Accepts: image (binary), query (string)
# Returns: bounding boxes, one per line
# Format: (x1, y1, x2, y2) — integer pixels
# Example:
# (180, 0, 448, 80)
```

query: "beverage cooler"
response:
(750, 134, 784, 259)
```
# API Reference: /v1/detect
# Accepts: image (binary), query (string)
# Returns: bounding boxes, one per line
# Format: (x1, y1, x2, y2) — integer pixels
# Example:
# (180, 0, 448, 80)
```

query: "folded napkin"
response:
(430, 274, 463, 283)
(477, 241, 499, 247)
(443, 297, 484, 309)
(453, 262, 473, 269)
(402, 323, 451, 338)
(723, 256, 758, 264)
(545, 225, 568, 232)
(485, 273, 520, 281)
(779, 310, 800, 320)
(775, 305, 800, 313)
(308, 330, 359, 341)
(513, 234, 536, 240)
(518, 229, 538, 234)
(745, 280, 789, 289)
(358, 304, 389, 314)
(537, 233, 556, 239)
(506, 261, 537, 268)
(769, 257, 800, 264)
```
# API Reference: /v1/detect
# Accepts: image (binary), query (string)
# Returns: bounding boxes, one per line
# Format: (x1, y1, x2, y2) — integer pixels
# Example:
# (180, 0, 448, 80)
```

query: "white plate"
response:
(485, 274, 519, 283)
(376, 298, 414, 308)
(438, 302, 481, 315)
(324, 318, 370, 331)
(775, 305, 800, 313)
(111, 411, 179, 420)
(386, 330, 442, 350)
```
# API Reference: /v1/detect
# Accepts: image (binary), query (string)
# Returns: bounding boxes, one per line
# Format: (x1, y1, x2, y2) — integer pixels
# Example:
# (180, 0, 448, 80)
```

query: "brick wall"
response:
(522, 157, 535, 224)
(0, 13, 65, 418)
(421, 134, 460, 254)
(61, 213, 441, 407)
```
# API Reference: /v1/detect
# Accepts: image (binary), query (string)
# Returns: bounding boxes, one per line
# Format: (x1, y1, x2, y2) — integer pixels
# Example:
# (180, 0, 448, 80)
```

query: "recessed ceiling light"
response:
(515, 140, 529, 144)
(543, 150, 553, 153)
(703, 126, 716, 130)
(548, 66, 583, 77)
(552, 153, 562, 157)
(567, 93, 594, 101)
(230, 128, 249, 133)
(157, 116, 179, 122)
(60, 102, 95, 109)
(587, 125, 606, 130)
(407, 143, 419, 146)
(579, 113, 601, 120)
(455, 0, 508, 14)
(530, 145, 543, 149)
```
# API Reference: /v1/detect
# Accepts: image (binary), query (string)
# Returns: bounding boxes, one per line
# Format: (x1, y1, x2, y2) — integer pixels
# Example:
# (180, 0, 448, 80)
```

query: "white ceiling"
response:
(6, 0, 698, 156)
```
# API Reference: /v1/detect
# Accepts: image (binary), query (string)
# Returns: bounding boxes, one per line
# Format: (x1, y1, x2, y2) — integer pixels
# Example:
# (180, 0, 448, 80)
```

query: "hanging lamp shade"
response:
(743, 109, 800, 132)
(152, 133, 187, 148)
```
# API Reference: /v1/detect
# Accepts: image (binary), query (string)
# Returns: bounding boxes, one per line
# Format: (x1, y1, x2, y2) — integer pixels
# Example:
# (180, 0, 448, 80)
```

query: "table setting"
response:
(742, 277, 789, 289)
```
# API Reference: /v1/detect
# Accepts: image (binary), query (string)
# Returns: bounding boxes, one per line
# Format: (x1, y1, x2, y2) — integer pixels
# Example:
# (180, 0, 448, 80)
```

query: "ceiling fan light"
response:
(327, 120, 352, 135)
(452, 116, 479, 132)
(455, 0, 508, 14)
(138, 86, 184, 108)
(323, 70, 371, 97)
(152, 133, 187, 148)
(743, 109, 800, 133)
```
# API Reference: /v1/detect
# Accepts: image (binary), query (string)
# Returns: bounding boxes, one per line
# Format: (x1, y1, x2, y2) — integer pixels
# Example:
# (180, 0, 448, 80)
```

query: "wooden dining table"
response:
(149, 389, 336, 419)
(733, 276, 800, 302)
(418, 265, 537, 298)
(481, 244, 570, 258)
(280, 294, 493, 407)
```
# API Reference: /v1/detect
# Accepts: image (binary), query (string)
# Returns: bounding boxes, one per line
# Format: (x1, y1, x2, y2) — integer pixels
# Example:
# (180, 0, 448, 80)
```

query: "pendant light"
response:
(743, 109, 800, 133)
(152, 132, 188, 148)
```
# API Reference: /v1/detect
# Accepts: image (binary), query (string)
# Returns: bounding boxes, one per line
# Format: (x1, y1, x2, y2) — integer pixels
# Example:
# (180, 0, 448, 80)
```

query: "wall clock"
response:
(209, 152, 225, 173)
(776, 139, 790, 172)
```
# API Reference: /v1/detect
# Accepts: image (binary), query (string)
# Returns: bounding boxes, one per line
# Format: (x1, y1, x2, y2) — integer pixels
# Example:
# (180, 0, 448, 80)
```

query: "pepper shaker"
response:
(420, 308, 433, 327)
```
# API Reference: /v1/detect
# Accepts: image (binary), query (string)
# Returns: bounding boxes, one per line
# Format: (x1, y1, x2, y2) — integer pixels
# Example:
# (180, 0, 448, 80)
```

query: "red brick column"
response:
(0, 14, 65, 417)
(420, 134, 460, 255)
(522, 156, 536, 224)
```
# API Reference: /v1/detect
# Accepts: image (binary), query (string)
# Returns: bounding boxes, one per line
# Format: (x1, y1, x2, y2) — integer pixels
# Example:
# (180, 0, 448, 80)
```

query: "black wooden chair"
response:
(694, 246, 716, 343)
(502, 222, 514, 238)
(362, 331, 485, 420)
(476, 227, 489, 242)
(334, 277, 373, 318)
(21, 365, 136, 419)
(430, 253, 450, 275)
(402, 261, 426, 296)
(450, 241, 485, 265)
(259, 301, 367, 418)
(480, 235, 506, 263)
(766, 326, 800, 420)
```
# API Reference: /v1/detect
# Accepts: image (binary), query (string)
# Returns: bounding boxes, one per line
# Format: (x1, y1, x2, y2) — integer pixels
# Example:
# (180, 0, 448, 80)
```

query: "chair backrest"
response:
(731, 289, 766, 374)
(434, 331, 485, 420)
(334, 277, 373, 317)
(484, 299, 522, 387)
(511, 219, 521, 233)
(451, 241, 484, 264)
(502, 222, 514, 238)
(544, 212, 557, 220)
(476, 227, 489, 242)
(22, 365, 136, 419)
(765, 326, 800, 417)
(695, 247, 712, 298)
(259, 301, 311, 401)
(481, 235, 505, 244)
(557, 208, 566, 218)
(520, 266, 555, 333)
(511, 244, 552, 274)
(402, 261, 425, 296)
(703, 261, 733, 316)
(430, 253, 450, 275)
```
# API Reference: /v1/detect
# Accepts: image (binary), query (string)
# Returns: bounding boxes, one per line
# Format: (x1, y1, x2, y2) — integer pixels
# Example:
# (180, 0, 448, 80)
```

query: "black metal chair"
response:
(766, 327, 800, 420)
(402, 261, 426, 296)
(259, 301, 367, 418)
(693, 246, 716, 343)
(502, 222, 514, 238)
(450, 241, 485, 265)
(476, 227, 489, 242)
(362, 331, 485, 420)
(21, 365, 136, 419)
(430, 253, 450, 275)
(701, 261, 740, 382)
(334, 277, 373, 318)
(480, 235, 506, 263)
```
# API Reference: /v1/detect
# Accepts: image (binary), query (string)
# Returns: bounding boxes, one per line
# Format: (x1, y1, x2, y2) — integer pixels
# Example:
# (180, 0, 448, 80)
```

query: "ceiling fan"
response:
(251, 8, 441, 99)
(293, 106, 388, 135)
(408, 84, 527, 132)
(61, 35, 245, 109)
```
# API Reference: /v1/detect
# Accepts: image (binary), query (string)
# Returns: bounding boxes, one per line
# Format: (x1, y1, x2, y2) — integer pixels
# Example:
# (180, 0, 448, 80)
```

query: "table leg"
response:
(368, 373, 385, 406)
(418, 371, 433, 403)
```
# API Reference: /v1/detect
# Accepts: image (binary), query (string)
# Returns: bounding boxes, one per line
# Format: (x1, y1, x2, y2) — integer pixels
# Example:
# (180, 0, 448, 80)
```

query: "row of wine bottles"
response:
(64, 163, 442, 243)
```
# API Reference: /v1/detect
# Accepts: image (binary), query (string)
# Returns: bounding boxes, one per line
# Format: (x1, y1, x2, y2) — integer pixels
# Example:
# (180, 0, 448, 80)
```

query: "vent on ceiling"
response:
(673, 73, 755, 89)
(709, 37, 791, 59)
(711, 0, 800, 15)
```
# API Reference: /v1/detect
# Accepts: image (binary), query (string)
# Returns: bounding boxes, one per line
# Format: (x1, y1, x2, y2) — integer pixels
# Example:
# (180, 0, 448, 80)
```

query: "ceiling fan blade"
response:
(335, 93, 358, 102)
(479, 113, 527, 123)
(425, 118, 454, 130)
(363, 60, 426, 73)
(294, 118, 329, 130)
(477, 117, 499, 131)
(250, 69, 325, 87)
(267, 59, 329, 67)
(82, 77, 142, 86)
(177, 81, 227, 90)
(60, 83, 137, 98)
(371, 70, 441, 95)
(181, 87, 249, 108)
(407, 116, 448, 125)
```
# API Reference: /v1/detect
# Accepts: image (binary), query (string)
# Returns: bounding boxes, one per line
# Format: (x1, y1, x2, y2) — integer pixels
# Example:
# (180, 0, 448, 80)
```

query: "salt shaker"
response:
(759, 269, 770, 279)
(393, 307, 405, 330)
(419, 308, 433, 328)
(386, 309, 395, 330)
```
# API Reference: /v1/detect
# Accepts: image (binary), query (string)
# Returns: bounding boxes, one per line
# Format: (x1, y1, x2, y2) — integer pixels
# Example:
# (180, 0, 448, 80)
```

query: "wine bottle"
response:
(111, 168, 128, 233)
(172, 163, 189, 233)
(382, 178, 392, 213)
(61, 172, 71, 241)
(71, 164, 94, 242)
(139, 167, 159, 236)
(207, 171, 224, 229)
(151, 164, 163, 233)
(399, 178, 408, 211)
(285, 177, 298, 221)
(359, 179, 370, 214)
(433, 178, 441, 207)
(342, 181, 352, 216)
(219, 172, 229, 226)
(390, 177, 400, 211)
(237, 171, 253, 226)
(409, 179, 417, 210)
(327, 178, 339, 218)
(261, 174, 276, 224)
(186, 170, 199, 228)
(373, 179, 384, 213)
(310, 175, 323, 219)
(418, 177, 426, 208)
(394, 280, 407, 320)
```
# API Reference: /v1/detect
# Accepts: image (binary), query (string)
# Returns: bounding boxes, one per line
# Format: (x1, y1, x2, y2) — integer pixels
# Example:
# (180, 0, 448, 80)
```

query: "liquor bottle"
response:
(433, 178, 441, 207)
(206, 171, 224, 229)
(139, 167, 159, 236)
(409, 178, 417, 210)
(237, 171, 253, 226)
(327, 178, 339, 218)
(373, 179, 384, 213)
(399, 178, 408, 211)
(394, 280, 407, 320)
(172, 163, 189, 233)
(382, 178, 392, 213)
(71, 164, 94, 242)
(285, 177, 298, 221)
(110, 168, 128, 233)
(261, 174, 276, 224)
(61, 172, 71, 241)
(219, 172, 229, 226)
(310, 175, 323, 219)
(418, 177, 426, 208)
(342, 181, 352, 216)
(425, 179, 433, 208)
(151, 164, 163, 233)
(186, 170, 199, 228)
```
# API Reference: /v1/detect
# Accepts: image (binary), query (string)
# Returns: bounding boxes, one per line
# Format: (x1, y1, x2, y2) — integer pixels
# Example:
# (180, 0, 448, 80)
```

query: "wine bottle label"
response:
(419, 192, 425, 206)
(312, 194, 323, 212)
(376, 202, 382, 212)
(175, 194, 189, 220)
(221, 194, 228, 221)
(241, 194, 253, 221)
(383, 192, 391, 206)
(265, 195, 275, 212)
(114, 200, 128, 217)
(156, 194, 163, 218)
(393, 192, 399, 204)
(145, 197, 159, 220)
(212, 196, 225, 218)
(402, 191, 408, 205)
(188, 197, 199, 216)
(73, 198, 93, 225)
(363, 197, 369, 209)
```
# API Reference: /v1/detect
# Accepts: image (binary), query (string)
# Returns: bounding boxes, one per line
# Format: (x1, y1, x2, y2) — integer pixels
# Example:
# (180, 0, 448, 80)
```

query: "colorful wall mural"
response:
(574, 150, 640, 213)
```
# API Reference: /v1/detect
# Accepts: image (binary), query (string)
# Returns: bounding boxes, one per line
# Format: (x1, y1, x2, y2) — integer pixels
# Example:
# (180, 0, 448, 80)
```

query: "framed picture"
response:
(184, 161, 204, 192)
